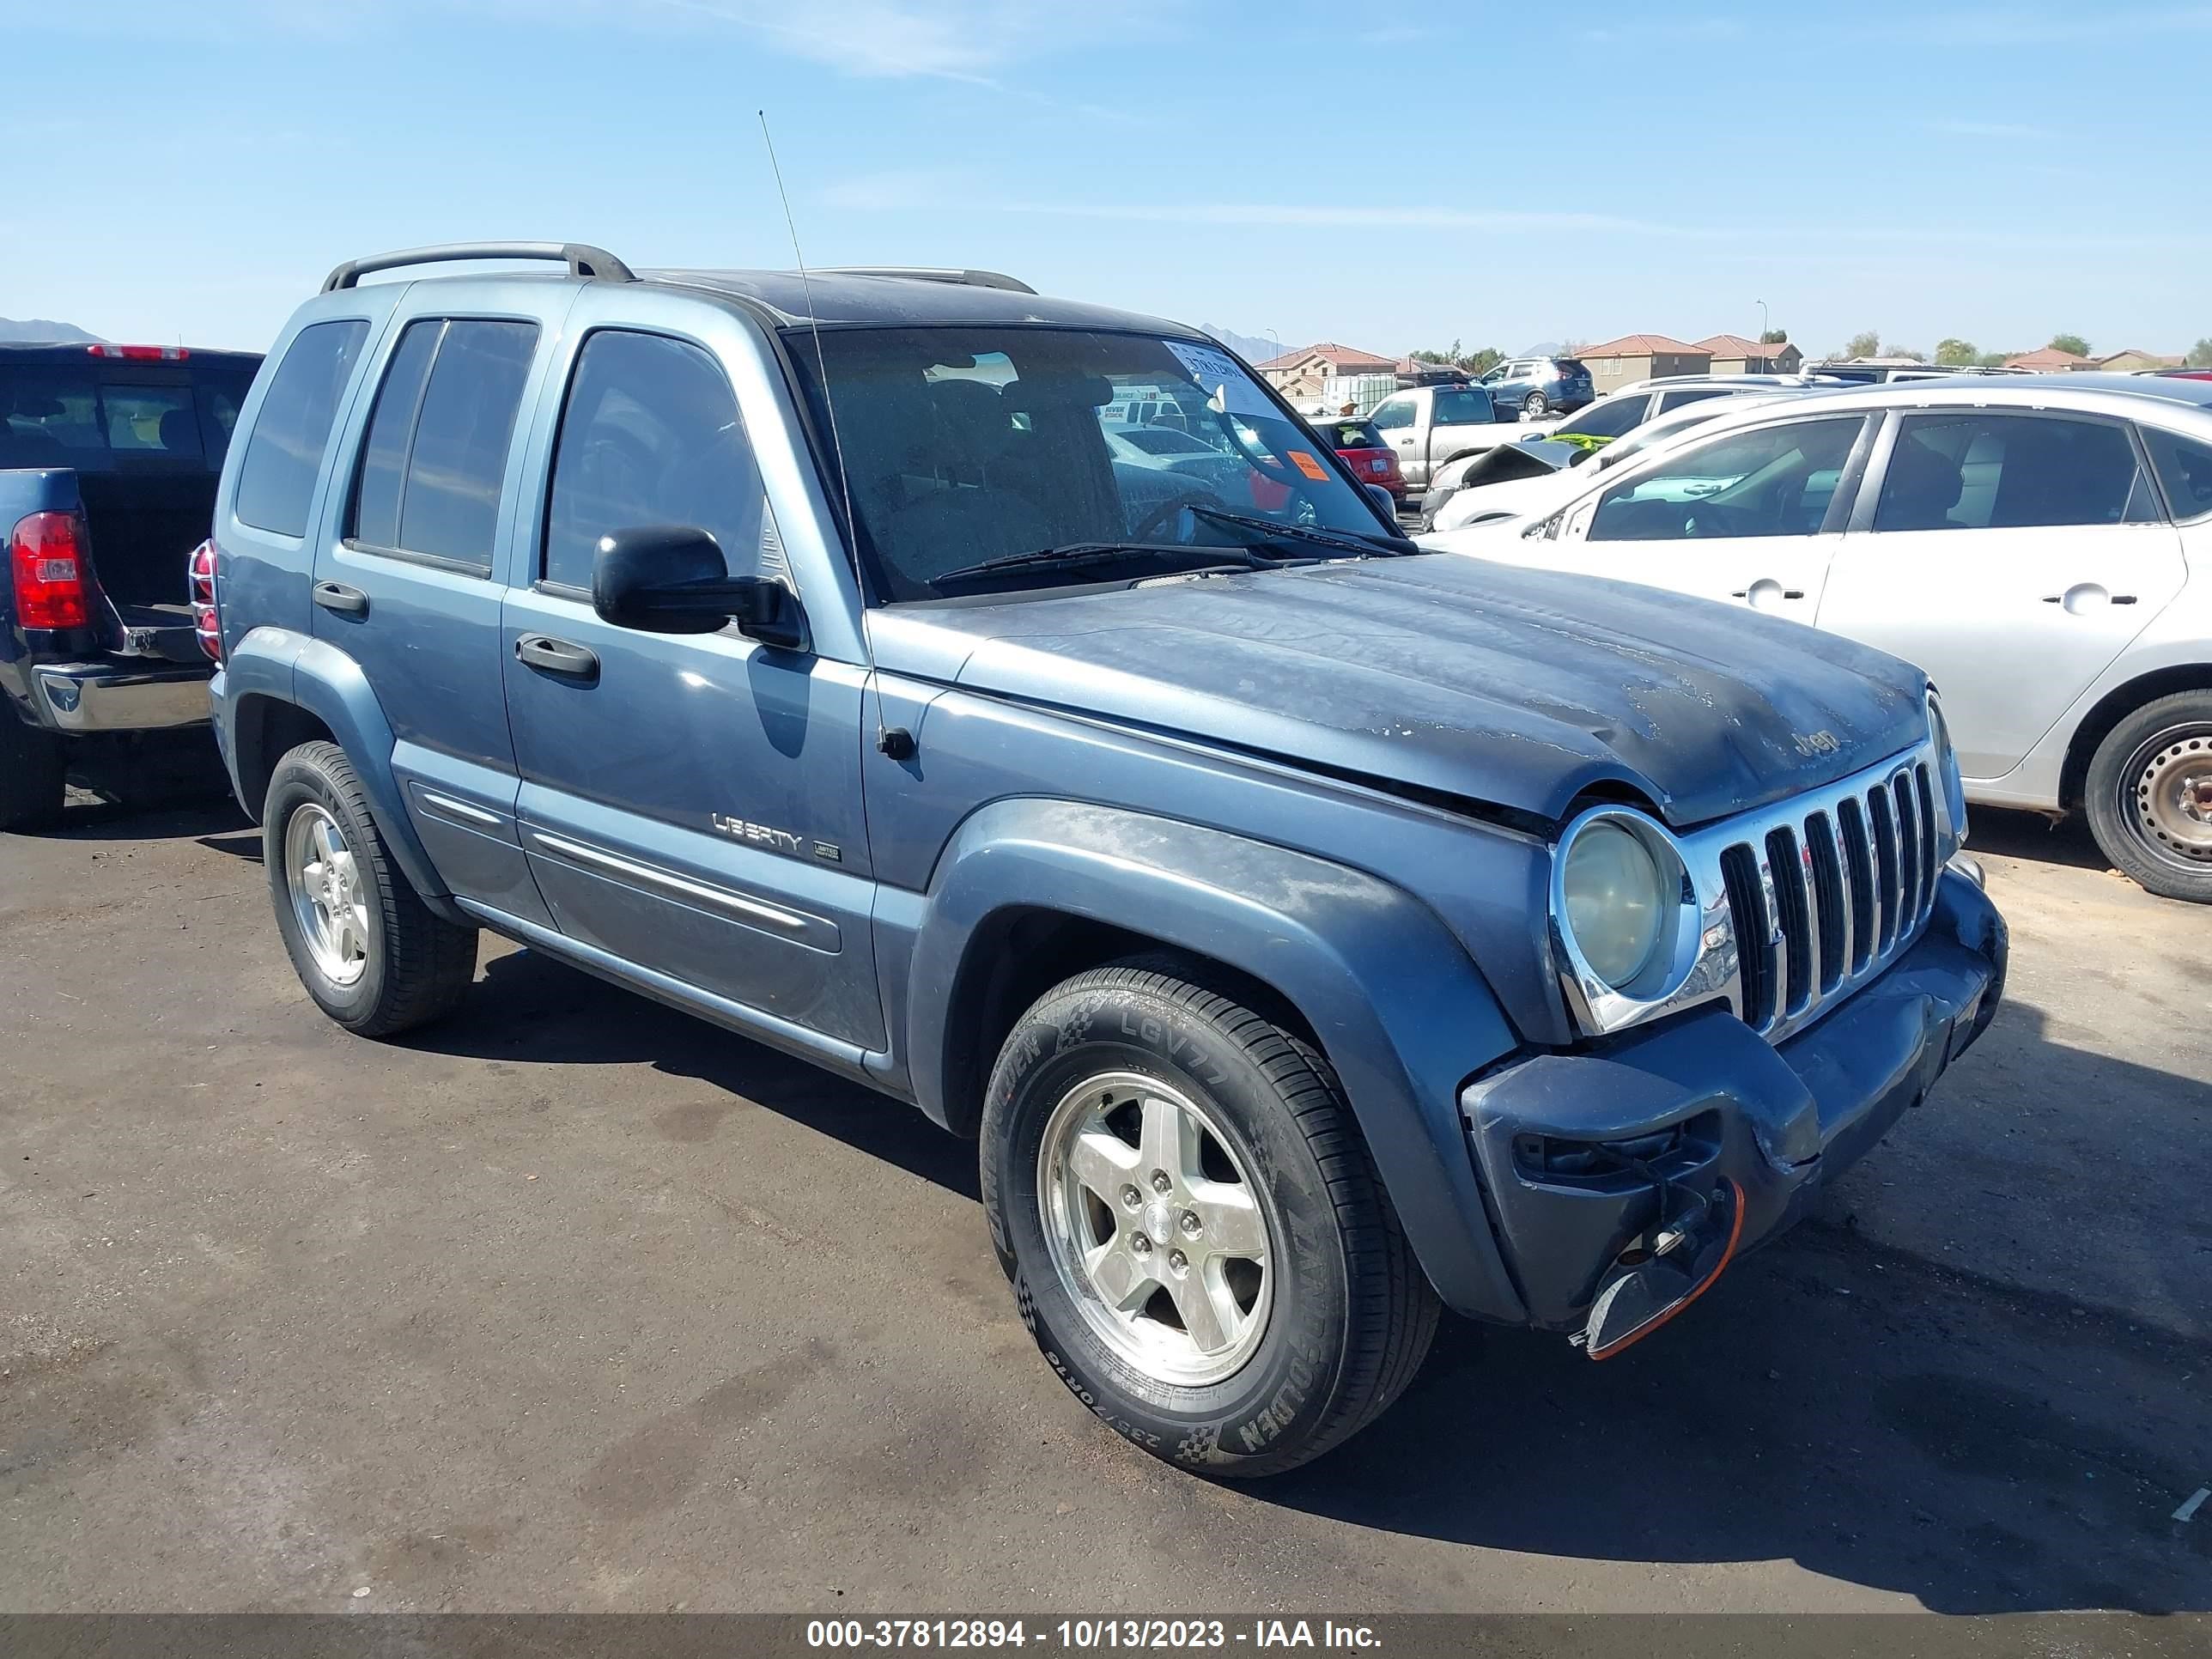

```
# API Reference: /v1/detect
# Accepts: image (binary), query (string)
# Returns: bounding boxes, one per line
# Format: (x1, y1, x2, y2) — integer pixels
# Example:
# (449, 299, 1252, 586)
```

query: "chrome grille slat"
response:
(1692, 737, 1950, 1047)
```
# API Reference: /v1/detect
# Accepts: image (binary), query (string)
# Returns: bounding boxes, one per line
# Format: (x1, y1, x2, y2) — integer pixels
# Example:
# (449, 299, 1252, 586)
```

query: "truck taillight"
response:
(188, 539, 222, 662)
(9, 511, 95, 630)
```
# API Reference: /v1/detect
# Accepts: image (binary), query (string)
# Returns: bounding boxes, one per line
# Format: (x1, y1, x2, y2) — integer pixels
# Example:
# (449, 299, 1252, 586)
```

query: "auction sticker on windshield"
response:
(1165, 341, 1273, 416)
(1288, 449, 1330, 481)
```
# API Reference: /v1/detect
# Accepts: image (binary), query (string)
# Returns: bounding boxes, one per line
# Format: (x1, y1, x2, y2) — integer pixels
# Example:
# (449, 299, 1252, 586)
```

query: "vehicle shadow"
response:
(410, 944, 2209, 1613)
(410, 944, 981, 1200)
(1968, 805, 2110, 873)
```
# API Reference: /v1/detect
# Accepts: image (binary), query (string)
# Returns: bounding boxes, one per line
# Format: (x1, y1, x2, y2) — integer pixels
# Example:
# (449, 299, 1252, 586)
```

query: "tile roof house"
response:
(2002, 346, 2098, 372)
(2094, 349, 2185, 372)
(1255, 342, 1398, 399)
(1576, 333, 1713, 388)
(1695, 333, 1805, 374)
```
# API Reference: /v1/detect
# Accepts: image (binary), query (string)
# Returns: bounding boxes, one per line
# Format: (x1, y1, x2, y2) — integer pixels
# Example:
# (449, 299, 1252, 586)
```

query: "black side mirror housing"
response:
(592, 525, 806, 649)
(1364, 483, 1399, 520)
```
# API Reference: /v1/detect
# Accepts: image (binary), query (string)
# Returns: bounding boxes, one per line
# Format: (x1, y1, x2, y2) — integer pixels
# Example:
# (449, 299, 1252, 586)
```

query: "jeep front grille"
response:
(1714, 757, 1941, 1040)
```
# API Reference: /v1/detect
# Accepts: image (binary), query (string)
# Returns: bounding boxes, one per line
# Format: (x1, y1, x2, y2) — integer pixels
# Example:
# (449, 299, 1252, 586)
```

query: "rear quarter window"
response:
(234, 320, 371, 537)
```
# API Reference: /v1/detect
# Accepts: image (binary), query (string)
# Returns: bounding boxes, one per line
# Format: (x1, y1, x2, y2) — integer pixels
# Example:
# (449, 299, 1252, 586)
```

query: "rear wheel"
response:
(2084, 691, 2212, 902)
(0, 714, 67, 830)
(980, 961, 1438, 1477)
(264, 740, 478, 1034)
(1522, 392, 1548, 419)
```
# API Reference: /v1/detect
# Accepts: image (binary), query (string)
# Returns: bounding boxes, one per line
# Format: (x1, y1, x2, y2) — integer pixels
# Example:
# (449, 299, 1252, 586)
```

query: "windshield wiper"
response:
(1185, 504, 1419, 557)
(930, 541, 1295, 592)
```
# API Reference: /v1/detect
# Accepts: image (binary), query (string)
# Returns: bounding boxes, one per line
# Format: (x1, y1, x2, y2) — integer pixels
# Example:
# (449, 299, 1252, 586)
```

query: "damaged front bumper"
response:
(1460, 866, 2007, 1341)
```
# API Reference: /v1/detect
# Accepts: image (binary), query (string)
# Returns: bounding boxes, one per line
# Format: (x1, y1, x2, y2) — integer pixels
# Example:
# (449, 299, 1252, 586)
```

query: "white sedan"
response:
(1420, 374, 2212, 902)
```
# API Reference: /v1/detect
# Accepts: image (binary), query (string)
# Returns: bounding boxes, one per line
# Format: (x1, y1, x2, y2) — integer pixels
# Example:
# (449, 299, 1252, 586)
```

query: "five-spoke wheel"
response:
(284, 803, 371, 986)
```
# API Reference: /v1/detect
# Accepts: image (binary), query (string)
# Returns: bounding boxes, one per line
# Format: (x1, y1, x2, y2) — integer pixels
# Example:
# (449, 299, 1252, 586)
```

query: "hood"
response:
(869, 555, 1929, 830)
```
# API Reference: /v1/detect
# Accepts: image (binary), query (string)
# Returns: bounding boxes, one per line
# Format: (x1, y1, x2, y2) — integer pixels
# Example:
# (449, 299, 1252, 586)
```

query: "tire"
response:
(980, 960, 1439, 1477)
(0, 712, 67, 831)
(2083, 690, 2212, 902)
(264, 740, 478, 1035)
(1522, 392, 1548, 419)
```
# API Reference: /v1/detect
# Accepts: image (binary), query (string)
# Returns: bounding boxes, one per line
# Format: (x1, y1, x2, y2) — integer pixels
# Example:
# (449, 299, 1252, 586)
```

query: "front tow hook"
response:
(1572, 1177, 1746, 1361)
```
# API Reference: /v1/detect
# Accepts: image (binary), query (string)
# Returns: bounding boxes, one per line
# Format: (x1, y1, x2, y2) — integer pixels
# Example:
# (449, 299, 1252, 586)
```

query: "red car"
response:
(1308, 414, 1407, 504)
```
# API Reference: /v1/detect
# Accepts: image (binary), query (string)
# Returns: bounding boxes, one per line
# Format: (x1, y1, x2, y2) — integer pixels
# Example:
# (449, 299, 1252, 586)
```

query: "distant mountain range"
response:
(1, 318, 100, 344)
(1199, 325, 1287, 365)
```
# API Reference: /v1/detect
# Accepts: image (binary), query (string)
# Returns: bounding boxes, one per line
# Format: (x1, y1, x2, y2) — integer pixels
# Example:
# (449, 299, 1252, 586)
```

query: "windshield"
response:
(785, 326, 1395, 600)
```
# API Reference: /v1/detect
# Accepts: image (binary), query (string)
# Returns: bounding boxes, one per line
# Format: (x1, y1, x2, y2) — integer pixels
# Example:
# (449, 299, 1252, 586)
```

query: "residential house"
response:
(2094, 349, 2184, 372)
(1695, 334, 1805, 374)
(1576, 334, 1713, 389)
(1255, 342, 1397, 402)
(2002, 346, 2097, 372)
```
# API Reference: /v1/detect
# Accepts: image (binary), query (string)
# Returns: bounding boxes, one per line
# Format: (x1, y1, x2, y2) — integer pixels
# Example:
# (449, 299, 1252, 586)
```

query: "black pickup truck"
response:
(2, 342, 262, 826)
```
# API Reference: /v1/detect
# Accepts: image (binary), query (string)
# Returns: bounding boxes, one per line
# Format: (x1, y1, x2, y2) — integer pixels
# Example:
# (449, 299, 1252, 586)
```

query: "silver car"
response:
(1423, 375, 2212, 900)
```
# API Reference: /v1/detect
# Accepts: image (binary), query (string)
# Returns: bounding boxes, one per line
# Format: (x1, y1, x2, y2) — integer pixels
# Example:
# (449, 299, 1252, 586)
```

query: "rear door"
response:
(1815, 410, 2185, 781)
(1370, 392, 1425, 483)
(1426, 385, 1504, 469)
(1534, 411, 1874, 615)
(310, 283, 570, 924)
(499, 296, 882, 1049)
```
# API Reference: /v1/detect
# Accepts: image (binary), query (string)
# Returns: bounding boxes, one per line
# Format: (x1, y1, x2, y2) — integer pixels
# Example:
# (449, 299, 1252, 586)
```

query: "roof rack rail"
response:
(321, 241, 635, 294)
(817, 266, 1036, 295)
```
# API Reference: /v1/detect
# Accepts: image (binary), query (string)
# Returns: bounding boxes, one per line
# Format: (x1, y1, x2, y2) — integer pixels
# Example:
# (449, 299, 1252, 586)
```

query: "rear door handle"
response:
(312, 581, 368, 617)
(515, 634, 599, 681)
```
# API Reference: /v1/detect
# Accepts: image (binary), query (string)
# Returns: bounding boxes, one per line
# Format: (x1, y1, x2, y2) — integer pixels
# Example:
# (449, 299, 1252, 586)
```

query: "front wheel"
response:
(980, 962, 1438, 1477)
(2084, 691, 2212, 902)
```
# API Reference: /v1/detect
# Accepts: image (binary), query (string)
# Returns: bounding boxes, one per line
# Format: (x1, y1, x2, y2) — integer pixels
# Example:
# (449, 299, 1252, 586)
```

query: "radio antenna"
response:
(758, 110, 857, 568)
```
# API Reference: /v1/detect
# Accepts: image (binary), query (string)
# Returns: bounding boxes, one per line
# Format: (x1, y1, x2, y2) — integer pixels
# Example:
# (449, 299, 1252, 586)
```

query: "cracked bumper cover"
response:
(1461, 868, 2007, 1331)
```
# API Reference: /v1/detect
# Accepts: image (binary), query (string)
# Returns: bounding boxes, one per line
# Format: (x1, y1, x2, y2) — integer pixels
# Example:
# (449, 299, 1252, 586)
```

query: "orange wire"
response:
(1589, 1176, 1747, 1362)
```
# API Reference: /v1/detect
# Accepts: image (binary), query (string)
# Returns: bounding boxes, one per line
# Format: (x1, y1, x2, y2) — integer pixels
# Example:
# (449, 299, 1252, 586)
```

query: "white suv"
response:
(1423, 375, 2212, 900)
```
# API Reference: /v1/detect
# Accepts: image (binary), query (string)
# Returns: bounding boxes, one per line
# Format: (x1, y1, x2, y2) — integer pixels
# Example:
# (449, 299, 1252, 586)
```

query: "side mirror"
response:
(1364, 483, 1399, 519)
(591, 525, 806, 649)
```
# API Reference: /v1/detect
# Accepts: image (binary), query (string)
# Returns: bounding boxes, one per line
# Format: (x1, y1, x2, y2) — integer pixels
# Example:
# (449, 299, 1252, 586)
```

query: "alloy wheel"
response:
(284, 802, 371, 985)
(1036, 1071, 1273, 1386)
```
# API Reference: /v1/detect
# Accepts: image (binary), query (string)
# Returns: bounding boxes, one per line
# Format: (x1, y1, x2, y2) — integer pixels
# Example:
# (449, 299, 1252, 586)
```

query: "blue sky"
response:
(5, 0, 2209, 362)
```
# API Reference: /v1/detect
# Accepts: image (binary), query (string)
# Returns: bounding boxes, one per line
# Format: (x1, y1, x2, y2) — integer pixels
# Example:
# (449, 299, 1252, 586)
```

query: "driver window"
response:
(1586, 416, 1865, 543)
(544, 330, 766, 592)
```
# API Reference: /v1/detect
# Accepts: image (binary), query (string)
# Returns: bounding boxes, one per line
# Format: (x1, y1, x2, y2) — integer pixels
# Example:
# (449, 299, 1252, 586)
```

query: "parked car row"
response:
(1423, 373, 2212, 901)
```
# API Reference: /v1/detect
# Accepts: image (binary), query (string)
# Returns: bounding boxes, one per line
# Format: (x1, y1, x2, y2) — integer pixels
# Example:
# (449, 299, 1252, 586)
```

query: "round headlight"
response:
(1562, 821, 1669, 989)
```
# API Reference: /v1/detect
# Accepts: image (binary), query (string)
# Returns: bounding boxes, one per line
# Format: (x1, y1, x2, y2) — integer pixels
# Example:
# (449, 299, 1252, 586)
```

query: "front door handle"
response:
(515, 634, 599, 682)
(312, 581, 368, 617)
(1730, 581, 1806, 602)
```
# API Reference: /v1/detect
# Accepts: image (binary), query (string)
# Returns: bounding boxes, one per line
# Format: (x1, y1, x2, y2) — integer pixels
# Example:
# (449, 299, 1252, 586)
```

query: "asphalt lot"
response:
(3, 744, 2208, 1616)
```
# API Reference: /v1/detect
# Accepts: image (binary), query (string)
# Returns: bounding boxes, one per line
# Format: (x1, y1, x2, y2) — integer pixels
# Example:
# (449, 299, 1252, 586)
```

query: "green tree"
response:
(2050, 332, 2092, 357)
(1887, 346, 1926, 365)
(1976, 351, 2012, 368)
(1759, 328, 1788, 344)
(2187, 337, 2212, 368)
(1462, 346, 1504, 375)
(1842, 330, 1882, 360)
(1935, 337, 1979, 365)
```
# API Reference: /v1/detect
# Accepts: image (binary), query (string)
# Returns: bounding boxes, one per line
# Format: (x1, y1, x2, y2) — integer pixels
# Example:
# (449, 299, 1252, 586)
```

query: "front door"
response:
(1540, 411, 1873, 620)
(1815, 410, 2186, 781)
(499, 317, 882, 1049)
(311, 292, 567, 926)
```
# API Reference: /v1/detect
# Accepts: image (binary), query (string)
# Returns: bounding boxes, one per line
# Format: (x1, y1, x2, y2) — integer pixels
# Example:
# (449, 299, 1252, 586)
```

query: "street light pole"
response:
(1757, 299, 1769, 342)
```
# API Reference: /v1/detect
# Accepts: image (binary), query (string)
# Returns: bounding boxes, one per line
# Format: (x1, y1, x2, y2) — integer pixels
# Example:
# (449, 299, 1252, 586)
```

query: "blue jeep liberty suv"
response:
(204, 243, 2006, 1475)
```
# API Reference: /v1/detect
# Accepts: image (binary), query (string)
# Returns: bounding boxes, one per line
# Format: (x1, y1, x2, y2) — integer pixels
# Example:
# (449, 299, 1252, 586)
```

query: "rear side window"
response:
(235, 320, 370, 536)
(1656, 386, 1732, 413)
(1875, 413, 2154, 532)
(1431, 388, 1493, 426)
(543, 330, 764, 592)
(2141, 427, 2212, 523)
(348, 319, 538, 572)
(1559, 395, 1650, 442)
